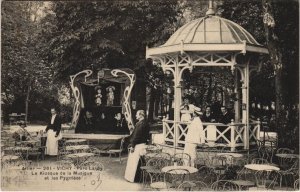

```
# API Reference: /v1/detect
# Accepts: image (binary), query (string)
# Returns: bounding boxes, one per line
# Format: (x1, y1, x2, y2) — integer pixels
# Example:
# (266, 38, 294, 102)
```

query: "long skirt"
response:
(183, 142, 197, 167)
(45, 130, 61, 156)
(124, 143, 147, 182)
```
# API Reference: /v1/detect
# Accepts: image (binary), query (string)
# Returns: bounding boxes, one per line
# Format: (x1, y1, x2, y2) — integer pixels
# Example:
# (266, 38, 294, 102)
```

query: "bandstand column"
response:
(241, 63, 250, 149)
(234, 68, 241, 122)
(173, 60, 182, 149)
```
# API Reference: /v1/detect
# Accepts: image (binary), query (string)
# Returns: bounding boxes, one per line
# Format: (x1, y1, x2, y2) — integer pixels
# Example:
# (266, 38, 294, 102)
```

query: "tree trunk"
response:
(148, 88, 155, 122)
(262, 0, 286, 145)
(25, 84, 31, 123)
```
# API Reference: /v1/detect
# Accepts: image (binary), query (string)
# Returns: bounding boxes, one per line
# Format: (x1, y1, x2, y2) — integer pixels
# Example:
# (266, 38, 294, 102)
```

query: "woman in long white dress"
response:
(183, 110, 205, 167)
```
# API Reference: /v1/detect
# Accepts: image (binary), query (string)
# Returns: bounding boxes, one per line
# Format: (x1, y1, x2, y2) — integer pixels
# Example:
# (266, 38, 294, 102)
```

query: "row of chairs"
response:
(232, 156, 299, 190)
(141, 145, 299, 191)
(141, 151, 192, 189)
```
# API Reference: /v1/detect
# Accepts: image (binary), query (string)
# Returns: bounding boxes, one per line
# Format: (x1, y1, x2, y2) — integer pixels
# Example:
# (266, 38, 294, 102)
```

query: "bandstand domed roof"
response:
(146, 15, 268, 57)
(164, 15, 260, 46)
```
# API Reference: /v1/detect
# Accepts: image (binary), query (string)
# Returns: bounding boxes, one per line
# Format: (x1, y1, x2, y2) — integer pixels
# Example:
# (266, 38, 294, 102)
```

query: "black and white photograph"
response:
(1, 0, 299, 191)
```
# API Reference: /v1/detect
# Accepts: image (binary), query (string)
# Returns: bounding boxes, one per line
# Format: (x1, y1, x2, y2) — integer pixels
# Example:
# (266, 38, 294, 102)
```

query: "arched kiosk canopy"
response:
(146, 5, 269, 151)
(70, 68, 136, 134)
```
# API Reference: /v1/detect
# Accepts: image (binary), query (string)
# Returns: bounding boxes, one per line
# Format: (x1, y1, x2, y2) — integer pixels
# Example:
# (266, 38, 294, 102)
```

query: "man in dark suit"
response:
(124, 110, 150, 183)
(219, 106, 234, 124)
(217, 106, 234, 144)
(128, 110, 150, 151)
(45, 107, 62, 156)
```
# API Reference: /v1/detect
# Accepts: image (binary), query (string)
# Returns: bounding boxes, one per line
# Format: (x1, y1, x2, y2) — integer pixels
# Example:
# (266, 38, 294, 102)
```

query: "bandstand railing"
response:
(162, 119, 260, 152)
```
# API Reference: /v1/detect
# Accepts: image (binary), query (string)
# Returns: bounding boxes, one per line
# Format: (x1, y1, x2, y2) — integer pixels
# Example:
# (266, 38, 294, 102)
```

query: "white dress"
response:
(181, 110, 191, 122)
(183, 117, 205, 167)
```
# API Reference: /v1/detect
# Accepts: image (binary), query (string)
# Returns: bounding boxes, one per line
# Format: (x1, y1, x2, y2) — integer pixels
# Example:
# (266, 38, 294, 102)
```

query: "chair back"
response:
(255, 170, 279, 189)
(233, 157, 248, 168)
(236, 167, 256, 182)
(195, 153, 208, 168)
(174, 153, 191, 166)
(251, 158, 269, 164)
(290, 159, 299, 170)
(165, 168, 190, 188)
(294, 179, 299, 190)
(144, 152, 159, 164)
(210, 155, 230, 169)
(177, 181, 208, 191)
(211, 180, 240, 191)
(197, 165, 218, 185)
(155, 152, 172, 161)
(146, 157, 170, 170)
(146, 144, 163, 153)
(277, 148, 294, 154)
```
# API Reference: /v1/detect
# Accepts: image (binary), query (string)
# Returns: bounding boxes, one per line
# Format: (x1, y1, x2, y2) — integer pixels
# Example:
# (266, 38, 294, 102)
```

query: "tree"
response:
(46, 1, 180, 83)
(261, 0, 299, 146)
(45, 1, 181, 120)
(220, 0, 298, 147)
(2, 1, 56, 122)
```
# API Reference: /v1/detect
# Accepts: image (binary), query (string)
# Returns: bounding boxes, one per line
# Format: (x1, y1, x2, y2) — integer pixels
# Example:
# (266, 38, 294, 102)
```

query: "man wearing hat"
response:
(183, 109, 205, 167)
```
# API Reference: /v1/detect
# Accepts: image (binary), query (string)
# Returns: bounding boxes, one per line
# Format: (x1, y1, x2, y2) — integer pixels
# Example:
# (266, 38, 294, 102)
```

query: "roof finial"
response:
(206, 0, 215, 16)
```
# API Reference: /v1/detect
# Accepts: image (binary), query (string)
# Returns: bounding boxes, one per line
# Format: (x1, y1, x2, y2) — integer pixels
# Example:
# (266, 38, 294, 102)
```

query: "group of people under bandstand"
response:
(123, 95, 235, 183)
(180, 96, 234, 124)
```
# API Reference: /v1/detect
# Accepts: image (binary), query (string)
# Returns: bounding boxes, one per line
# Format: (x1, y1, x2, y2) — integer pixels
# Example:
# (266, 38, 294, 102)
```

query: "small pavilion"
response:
(146, 1, 269, 152)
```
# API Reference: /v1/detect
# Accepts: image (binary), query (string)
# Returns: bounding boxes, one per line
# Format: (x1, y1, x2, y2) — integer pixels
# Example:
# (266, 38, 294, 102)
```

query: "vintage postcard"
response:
(1, 0, 299, 191)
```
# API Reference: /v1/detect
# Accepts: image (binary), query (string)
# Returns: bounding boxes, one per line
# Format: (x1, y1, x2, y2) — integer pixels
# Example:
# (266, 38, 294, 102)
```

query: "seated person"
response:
(217, 106, 234, 144)
(12, 121, 31, 141)
(202, 106, 216, 122)
(211, 96, 222, 118)
(114, 113, 129, 134)
(84, 110, 95, 131)
(218, 106, 234, 124)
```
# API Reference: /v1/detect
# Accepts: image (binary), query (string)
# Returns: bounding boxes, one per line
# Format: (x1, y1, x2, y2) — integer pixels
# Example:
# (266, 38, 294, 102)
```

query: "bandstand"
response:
(146, 2, 269, 152)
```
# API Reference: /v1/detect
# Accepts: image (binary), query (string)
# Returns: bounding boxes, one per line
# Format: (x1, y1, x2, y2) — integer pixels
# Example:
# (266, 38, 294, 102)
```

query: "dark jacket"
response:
(219, 112, 233, 124)
(202, 112, 216, 122)
(46, 115, 62, 136)
(128, 119, 150, 148)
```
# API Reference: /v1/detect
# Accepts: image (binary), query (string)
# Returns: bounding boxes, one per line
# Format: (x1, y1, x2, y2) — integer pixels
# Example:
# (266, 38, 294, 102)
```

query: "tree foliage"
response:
(220, 0, 299, 147)
(1, 1, 58, 122)
(1, 0, 298, 142)
(46, 1, 180, 82)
